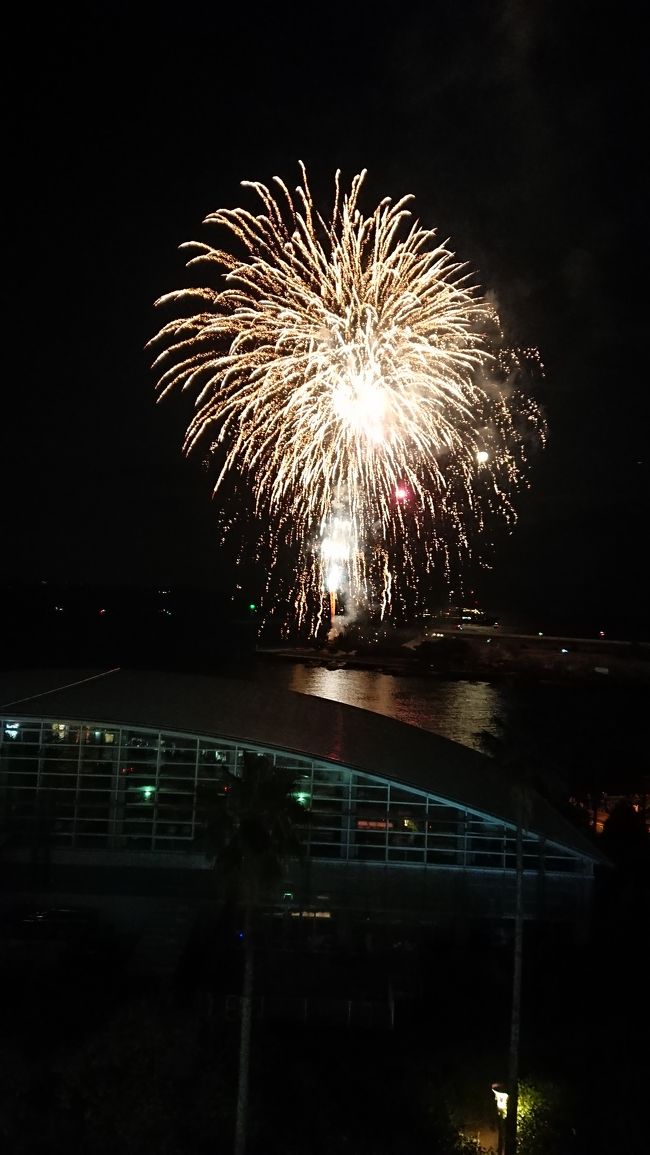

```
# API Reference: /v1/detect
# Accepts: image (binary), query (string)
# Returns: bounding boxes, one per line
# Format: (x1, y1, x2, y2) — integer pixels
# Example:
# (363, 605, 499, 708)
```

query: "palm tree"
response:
(198, 750, 305, 1155)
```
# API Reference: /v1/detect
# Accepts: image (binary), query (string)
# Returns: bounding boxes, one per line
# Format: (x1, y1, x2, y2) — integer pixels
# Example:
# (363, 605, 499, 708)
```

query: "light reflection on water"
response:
(251, 660, 646, 788)
(260, 665, 506, 752)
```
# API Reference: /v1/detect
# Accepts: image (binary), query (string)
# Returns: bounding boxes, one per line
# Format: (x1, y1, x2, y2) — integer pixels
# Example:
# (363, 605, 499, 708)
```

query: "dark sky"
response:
(3, 2, 647, 638)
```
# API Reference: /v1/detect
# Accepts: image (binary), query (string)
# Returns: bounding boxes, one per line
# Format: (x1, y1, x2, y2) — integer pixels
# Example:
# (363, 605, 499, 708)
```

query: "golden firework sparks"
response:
(149, 165, 545, 636)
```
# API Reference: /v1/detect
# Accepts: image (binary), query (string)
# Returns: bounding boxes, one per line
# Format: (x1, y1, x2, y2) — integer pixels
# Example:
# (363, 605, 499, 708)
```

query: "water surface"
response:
(251, 659, 646, 793)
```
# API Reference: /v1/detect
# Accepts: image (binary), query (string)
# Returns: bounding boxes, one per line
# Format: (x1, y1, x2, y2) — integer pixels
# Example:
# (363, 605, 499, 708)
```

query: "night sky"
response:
(4, 3, 646, 640)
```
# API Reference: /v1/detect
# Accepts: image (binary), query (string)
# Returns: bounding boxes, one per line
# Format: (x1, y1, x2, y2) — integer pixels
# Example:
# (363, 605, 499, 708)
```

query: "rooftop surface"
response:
(0, 667, 604, 862)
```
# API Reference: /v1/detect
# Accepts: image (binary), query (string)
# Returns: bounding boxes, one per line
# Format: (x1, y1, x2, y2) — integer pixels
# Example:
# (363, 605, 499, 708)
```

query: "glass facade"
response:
(0, 715, 589, 876)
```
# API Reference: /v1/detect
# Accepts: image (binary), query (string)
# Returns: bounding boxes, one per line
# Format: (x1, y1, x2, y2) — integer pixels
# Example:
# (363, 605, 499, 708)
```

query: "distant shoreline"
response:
(256, 638, 650, 688)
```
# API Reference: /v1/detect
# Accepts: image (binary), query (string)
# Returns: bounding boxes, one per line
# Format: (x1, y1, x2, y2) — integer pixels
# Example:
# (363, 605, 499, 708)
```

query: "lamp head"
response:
(491, 1083, 509, 1117)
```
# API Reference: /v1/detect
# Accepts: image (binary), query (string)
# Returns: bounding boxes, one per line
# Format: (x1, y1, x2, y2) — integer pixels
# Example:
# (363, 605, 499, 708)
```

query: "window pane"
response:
(312, 767, 349, 786)
(122, 732, 159, 762)
(352, 782, 388, 802)
(80, 768, 113, 785)
(77, 799, 111, 818)
(161, 738, 197, 761)
(390, 786, 424, 804)
(81, 745, 116, 765)
(41, 771, 77, 789)
(161, 759, 195, 779)
(311, 782, 348, 801)
(3, 770, 37, 788)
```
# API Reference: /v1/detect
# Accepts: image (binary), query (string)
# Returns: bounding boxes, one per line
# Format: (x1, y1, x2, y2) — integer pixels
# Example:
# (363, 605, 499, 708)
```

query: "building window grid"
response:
(48, 722, 79, 846)
(155, 733, 199, 848)
(152, 732, 161, 846)
(191, 737, 200, 843)
(0, 717, 584, 872)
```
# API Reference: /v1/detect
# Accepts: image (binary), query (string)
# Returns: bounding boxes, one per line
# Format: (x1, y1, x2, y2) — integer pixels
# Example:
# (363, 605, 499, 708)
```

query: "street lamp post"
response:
(504, 799, 525, 1155)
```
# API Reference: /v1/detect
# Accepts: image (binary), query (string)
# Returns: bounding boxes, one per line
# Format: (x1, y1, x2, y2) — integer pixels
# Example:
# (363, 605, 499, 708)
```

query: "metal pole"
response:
(504, 809, 523, 1154)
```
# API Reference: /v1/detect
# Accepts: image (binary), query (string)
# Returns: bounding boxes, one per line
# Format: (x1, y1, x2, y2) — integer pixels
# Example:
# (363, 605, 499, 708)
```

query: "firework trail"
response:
(150, 164, 545, 637)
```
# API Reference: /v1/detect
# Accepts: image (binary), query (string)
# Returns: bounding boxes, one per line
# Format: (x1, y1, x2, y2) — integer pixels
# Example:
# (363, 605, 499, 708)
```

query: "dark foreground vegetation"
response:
(0, 845, 648, 1155)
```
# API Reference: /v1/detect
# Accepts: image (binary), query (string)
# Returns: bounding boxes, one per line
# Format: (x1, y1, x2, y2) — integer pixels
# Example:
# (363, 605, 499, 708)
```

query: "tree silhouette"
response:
(197, 751, 305, 1155)
(601, 798, 649, 869)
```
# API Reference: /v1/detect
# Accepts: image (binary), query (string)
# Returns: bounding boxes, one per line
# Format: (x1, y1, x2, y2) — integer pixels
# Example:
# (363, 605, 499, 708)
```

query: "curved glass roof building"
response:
(0, 668, 603, 932)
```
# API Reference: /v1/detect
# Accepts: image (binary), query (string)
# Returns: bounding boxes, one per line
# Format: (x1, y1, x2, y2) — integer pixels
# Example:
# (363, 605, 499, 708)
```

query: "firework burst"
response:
(149, 164, 545, 637)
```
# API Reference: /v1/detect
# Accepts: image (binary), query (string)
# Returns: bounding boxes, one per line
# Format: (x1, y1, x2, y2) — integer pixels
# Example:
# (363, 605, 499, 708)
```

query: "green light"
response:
(293, 792, 309, 806)
(141, 786, 155, 801)
(248, 603, 256, 611)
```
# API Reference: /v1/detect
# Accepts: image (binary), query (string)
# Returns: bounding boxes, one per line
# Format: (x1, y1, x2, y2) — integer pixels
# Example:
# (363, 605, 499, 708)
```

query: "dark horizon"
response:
(1, 576, 647, 650)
